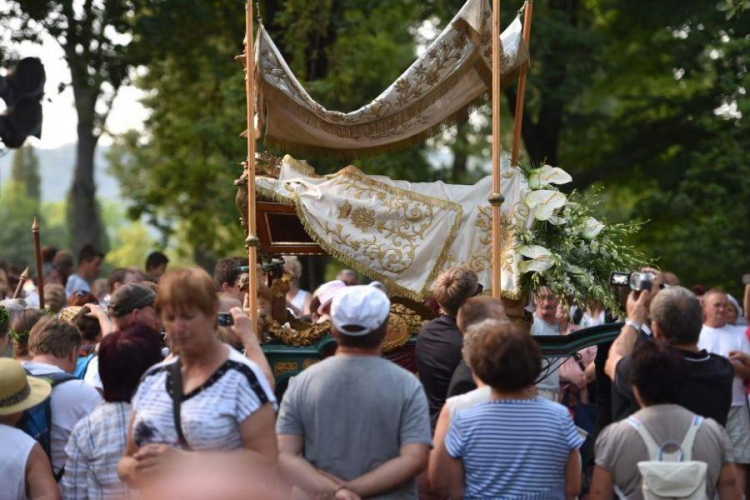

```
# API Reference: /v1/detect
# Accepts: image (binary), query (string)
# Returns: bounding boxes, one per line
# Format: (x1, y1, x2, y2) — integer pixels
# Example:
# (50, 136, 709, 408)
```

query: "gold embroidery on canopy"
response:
(350, 207, 377, 231)
(255, 164, 463, 300)
(338, 200, 353, 220)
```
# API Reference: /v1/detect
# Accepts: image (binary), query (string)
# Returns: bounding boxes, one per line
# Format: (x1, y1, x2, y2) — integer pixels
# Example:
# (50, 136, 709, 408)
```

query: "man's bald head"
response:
(457, 296, 507, 335)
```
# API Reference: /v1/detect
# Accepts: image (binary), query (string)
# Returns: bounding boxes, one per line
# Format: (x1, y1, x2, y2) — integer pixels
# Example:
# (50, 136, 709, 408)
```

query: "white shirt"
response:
(446, 386, 492, 420)
(289, 288, 311, 313)
(699, 324, 750, 406)
(65, 274, 91, 298)
(531, 315, 561, 393)
(0, 425, 37, 500)
(61, 402, 135, 500)
(22, 361, 103, 473)
(580, 310, 606, 328)
(84, 356, 103, 390)
(132, 348, 276, 451)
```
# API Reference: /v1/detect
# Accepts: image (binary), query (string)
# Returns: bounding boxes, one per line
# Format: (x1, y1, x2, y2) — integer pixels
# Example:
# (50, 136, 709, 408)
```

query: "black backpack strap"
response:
(46, 371, 78, 386)
(54, 465, 66, 482)
(170, 359, 192, 451)
(22, 369, 75, 481)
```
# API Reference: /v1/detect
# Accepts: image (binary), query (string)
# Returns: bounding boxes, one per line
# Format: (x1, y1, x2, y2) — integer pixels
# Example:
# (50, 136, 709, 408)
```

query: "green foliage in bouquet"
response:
(513, 163, 648, 314)
(0, 306, 8, 334)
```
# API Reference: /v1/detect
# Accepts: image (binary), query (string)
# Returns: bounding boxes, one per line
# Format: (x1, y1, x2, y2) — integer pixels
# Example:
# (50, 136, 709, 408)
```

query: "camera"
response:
(217, 312, 234, 326)
(609, 271, 657, 292)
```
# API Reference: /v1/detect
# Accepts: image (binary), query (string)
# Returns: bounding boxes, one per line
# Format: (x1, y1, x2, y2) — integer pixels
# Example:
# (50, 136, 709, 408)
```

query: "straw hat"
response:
(0, 358, 51, 416)
(59, 306, 83, 323)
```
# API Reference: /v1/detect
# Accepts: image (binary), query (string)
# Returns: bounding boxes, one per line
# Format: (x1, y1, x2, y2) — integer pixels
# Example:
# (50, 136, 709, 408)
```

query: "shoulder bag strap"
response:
(626, 416, 660, 460)
(170, 358, 192, 451)
(679, 416, 703, 462)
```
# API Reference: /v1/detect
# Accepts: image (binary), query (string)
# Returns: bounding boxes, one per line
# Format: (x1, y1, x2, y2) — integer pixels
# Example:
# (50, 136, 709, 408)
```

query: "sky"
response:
(2, 33, 148, 150)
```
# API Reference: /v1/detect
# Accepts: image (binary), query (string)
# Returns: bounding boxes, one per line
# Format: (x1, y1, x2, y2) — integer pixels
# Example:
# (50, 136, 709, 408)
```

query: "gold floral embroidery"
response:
(447, 205, 518, 276)
(247, 7, 530, 157)
(351, 207, 376, 231)
(324, 174, 439, 275)
(255, 159, 465, 300)
(338, 200, 352, 219)
(273, 361, 298, 376)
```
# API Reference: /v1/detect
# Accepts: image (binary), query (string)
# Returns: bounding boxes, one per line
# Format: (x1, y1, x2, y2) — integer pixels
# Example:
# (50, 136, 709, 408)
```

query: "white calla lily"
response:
(517, 245, 555, 273)
(582, 217, 604, 239)
(528, 165, 573, 188)
(523, 190, 567, 221)
(548, 215, 567, 226)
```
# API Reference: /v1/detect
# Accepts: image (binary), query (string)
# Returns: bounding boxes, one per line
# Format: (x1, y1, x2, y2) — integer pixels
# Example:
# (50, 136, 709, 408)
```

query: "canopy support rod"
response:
(511, 0, 534, 166)
(245, 2, 260, 337)
(32, 218, 45, 310)
(490, 0, 503, 299)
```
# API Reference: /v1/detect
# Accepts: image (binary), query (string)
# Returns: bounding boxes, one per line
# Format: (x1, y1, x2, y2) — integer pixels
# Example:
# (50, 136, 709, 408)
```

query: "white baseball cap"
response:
(331, 285, 390, 336)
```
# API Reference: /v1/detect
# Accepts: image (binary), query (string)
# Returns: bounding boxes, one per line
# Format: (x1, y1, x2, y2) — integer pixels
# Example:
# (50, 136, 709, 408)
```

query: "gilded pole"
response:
(245, 2, 260, 336)
(490, 0, 503, 298)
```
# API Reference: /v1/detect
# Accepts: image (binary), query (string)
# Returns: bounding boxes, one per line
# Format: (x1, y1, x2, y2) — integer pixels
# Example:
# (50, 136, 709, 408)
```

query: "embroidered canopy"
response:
(247, 0, 529, 158)
(256, 156, 534, 300)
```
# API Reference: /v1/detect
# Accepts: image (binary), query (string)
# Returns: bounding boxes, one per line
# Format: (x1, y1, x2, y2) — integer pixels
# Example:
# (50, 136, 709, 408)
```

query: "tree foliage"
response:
(561, 0, 750, 295)
(0, 0, 142, 253)
(0, 183, 67, 269)
(10, 145, 41, 203)
(109, 0, 749, 294)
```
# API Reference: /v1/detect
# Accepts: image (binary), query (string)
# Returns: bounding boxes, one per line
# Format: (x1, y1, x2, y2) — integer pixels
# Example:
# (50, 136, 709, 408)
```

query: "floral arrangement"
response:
(513, 164, 647, 314)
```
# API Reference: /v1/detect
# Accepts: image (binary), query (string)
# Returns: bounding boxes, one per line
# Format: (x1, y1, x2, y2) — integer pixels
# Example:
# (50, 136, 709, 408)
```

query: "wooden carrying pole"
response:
(12, 268, 29, 299)
(490, 0, 503, 299)
(511, 0, 534, 166)
(245, 2, 260, 334)
(32, 218, 45, 309)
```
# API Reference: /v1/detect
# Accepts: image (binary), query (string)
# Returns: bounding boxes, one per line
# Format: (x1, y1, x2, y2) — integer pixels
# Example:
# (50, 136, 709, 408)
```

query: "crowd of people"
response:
(0, 244, 749, 499)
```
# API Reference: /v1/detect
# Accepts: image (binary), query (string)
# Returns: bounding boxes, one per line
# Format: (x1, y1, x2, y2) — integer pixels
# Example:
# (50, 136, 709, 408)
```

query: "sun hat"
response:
(59, 306, 83, 323)
(108, 283, 156, 318)
(0, 358, 51, 416)
(727, 293, 744, 320)
(331, 285, 391, 336)
(315, 280, 348, 316)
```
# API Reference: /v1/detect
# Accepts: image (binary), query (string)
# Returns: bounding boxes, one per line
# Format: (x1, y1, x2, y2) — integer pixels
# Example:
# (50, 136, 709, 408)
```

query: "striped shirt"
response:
(132, 347, 276, 451)
(445, 397, 584, 499)
(61, 402, 134, 500)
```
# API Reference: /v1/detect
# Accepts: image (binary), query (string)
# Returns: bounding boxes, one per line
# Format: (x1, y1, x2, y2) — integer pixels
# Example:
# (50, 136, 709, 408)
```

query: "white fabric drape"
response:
(256, 155, 533, 300)
(249, 0, 529, 158)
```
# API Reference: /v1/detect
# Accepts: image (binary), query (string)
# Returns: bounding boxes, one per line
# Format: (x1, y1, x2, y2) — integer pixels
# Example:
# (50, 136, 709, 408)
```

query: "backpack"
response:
(16, 369, 77, 481)
(74, 353, 96, 379)
(625, 415, 708, 500)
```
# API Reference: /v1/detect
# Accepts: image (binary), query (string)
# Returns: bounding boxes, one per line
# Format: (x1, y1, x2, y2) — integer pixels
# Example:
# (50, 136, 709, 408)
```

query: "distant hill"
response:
(0, 144, 121, 202)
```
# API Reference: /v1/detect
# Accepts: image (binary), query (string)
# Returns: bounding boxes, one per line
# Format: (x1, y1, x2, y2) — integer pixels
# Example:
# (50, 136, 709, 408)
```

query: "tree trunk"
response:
(451, 121, 470, 183)
(300, 255, 327, 293)
(193, 246, 216, 274)
(70, 125, 101, 254)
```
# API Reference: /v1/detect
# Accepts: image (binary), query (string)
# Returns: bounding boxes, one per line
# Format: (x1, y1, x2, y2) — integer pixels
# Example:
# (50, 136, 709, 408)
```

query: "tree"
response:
(10, 145, 41, 203)
(551, 0, 750, 295)
(0, 183, 67, 268)
(0, 1, 140, 253)
(109, 0, 439, 261)
(110, 0, 748, 293)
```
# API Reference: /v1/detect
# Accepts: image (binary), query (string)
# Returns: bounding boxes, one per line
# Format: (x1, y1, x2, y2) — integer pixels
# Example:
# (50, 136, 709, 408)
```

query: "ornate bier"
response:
(237, 0, 637, 391)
